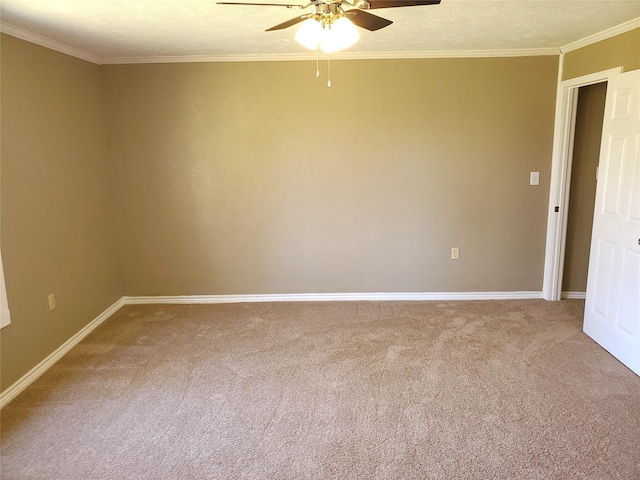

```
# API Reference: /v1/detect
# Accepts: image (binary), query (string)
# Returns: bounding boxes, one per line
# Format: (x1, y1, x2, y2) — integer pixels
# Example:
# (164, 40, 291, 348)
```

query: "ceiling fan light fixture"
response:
(295, 15, 359, 53)
(320, 16, 359, 53)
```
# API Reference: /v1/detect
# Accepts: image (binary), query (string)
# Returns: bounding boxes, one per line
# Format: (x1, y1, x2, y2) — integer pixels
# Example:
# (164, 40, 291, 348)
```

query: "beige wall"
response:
(0, 35, 123, 390)
(103, 56, 558, 295)
(563, 82, 606, 293)
(0, 21, 632, 395)
(562, 28, 640, 80)
(0, 38, 560, 393)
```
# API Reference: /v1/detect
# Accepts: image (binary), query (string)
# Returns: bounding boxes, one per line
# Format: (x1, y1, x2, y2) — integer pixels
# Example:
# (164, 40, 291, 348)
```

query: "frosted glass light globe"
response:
(295, 19, 323, 50)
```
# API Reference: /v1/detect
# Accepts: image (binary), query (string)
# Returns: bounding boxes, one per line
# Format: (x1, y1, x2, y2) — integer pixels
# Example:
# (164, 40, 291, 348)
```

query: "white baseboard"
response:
(123, 291, 544, 305)
(561, 291, 586, 299)
(1, 290, 545, 408)
(0, 298, 125, 409)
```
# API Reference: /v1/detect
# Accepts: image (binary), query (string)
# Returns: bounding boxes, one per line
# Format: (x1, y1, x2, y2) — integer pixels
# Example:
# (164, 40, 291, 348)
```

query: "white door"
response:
(584, 69, 640, 375)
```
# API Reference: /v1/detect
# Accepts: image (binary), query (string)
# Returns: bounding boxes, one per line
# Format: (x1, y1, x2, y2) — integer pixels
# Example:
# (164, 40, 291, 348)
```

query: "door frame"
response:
(542, 66, 623, 301)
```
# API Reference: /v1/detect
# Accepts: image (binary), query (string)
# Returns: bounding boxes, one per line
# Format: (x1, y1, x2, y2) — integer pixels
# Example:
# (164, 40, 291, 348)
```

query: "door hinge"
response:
(555, 206, 560, 213)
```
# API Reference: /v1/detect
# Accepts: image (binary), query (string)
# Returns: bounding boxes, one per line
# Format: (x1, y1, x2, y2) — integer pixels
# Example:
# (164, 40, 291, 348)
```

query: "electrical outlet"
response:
(48, 293, 56, 311)
(451, 247, 460, 260)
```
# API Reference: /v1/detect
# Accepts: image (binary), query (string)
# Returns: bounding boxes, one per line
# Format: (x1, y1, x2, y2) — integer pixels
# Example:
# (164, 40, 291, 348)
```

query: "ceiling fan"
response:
(217, 1, 442, 36)
(217, 1, 442, 85)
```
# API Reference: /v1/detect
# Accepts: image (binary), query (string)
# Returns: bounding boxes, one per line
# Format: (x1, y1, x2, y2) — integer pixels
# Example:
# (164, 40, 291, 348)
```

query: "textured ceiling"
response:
(1, 0, 639, 62)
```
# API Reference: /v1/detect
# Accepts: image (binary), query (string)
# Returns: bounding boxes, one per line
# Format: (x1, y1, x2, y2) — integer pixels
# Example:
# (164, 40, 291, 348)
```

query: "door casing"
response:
(542, 65, 623, 301)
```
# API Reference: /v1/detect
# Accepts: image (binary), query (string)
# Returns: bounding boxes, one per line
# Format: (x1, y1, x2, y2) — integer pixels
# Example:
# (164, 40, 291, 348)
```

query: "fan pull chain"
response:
(316, 45, 320, 78)
(327, 52, 331, 87)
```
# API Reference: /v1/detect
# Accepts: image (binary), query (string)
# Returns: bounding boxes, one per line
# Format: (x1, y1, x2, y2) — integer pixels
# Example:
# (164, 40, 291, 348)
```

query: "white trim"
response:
(0, 22, 102, 64)
(543, 53, 569, 301)
(561, 17, 640, 53)
(123, 291, 543, 304)
(0, 298, 125, 409)
(0, 20, 559, 65)
(542, 66, 622, 301)
(561, 291, 586, 300)
(101, 48, 559, 65)
(2, 14, 638, 65)
(0, 290, 544, 407)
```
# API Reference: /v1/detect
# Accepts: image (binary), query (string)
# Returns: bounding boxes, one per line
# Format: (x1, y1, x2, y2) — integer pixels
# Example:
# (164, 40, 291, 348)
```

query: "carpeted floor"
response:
(1, 300, 639, 479)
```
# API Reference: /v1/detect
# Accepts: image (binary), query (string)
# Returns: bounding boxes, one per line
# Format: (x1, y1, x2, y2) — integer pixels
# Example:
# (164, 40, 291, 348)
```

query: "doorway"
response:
(561, 82, 607, 298)
(542, 67, 622, 301)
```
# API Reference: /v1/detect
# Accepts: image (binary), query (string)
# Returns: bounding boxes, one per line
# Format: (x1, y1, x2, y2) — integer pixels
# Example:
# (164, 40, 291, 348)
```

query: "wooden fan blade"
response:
(347, 10, 392, 31)
(266, 14, 308, 31)
(217, 2, 304, 7)
(366, 0, 441, 9)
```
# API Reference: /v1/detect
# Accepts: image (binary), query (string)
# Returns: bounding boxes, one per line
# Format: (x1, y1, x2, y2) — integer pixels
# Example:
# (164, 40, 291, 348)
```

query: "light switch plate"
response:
(530, 172, 540, 186)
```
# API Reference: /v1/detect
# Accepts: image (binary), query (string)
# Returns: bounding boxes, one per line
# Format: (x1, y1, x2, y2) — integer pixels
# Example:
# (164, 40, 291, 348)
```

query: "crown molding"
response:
(1, 20, 558, 65)
(101, 53, 314, 64)
(3, 15, 638, 65)
(0, 22, 102, 64)
(561, 17, 640, 53)
(101, 48, 559, 65)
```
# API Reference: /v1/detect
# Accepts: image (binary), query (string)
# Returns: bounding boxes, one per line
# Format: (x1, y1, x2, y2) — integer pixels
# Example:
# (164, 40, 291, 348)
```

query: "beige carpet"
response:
(1, 300, 639, 479)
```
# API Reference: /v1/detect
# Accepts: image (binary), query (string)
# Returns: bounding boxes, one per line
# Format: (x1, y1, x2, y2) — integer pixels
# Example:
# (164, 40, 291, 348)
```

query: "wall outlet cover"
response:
(48, 293, 56, 311)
